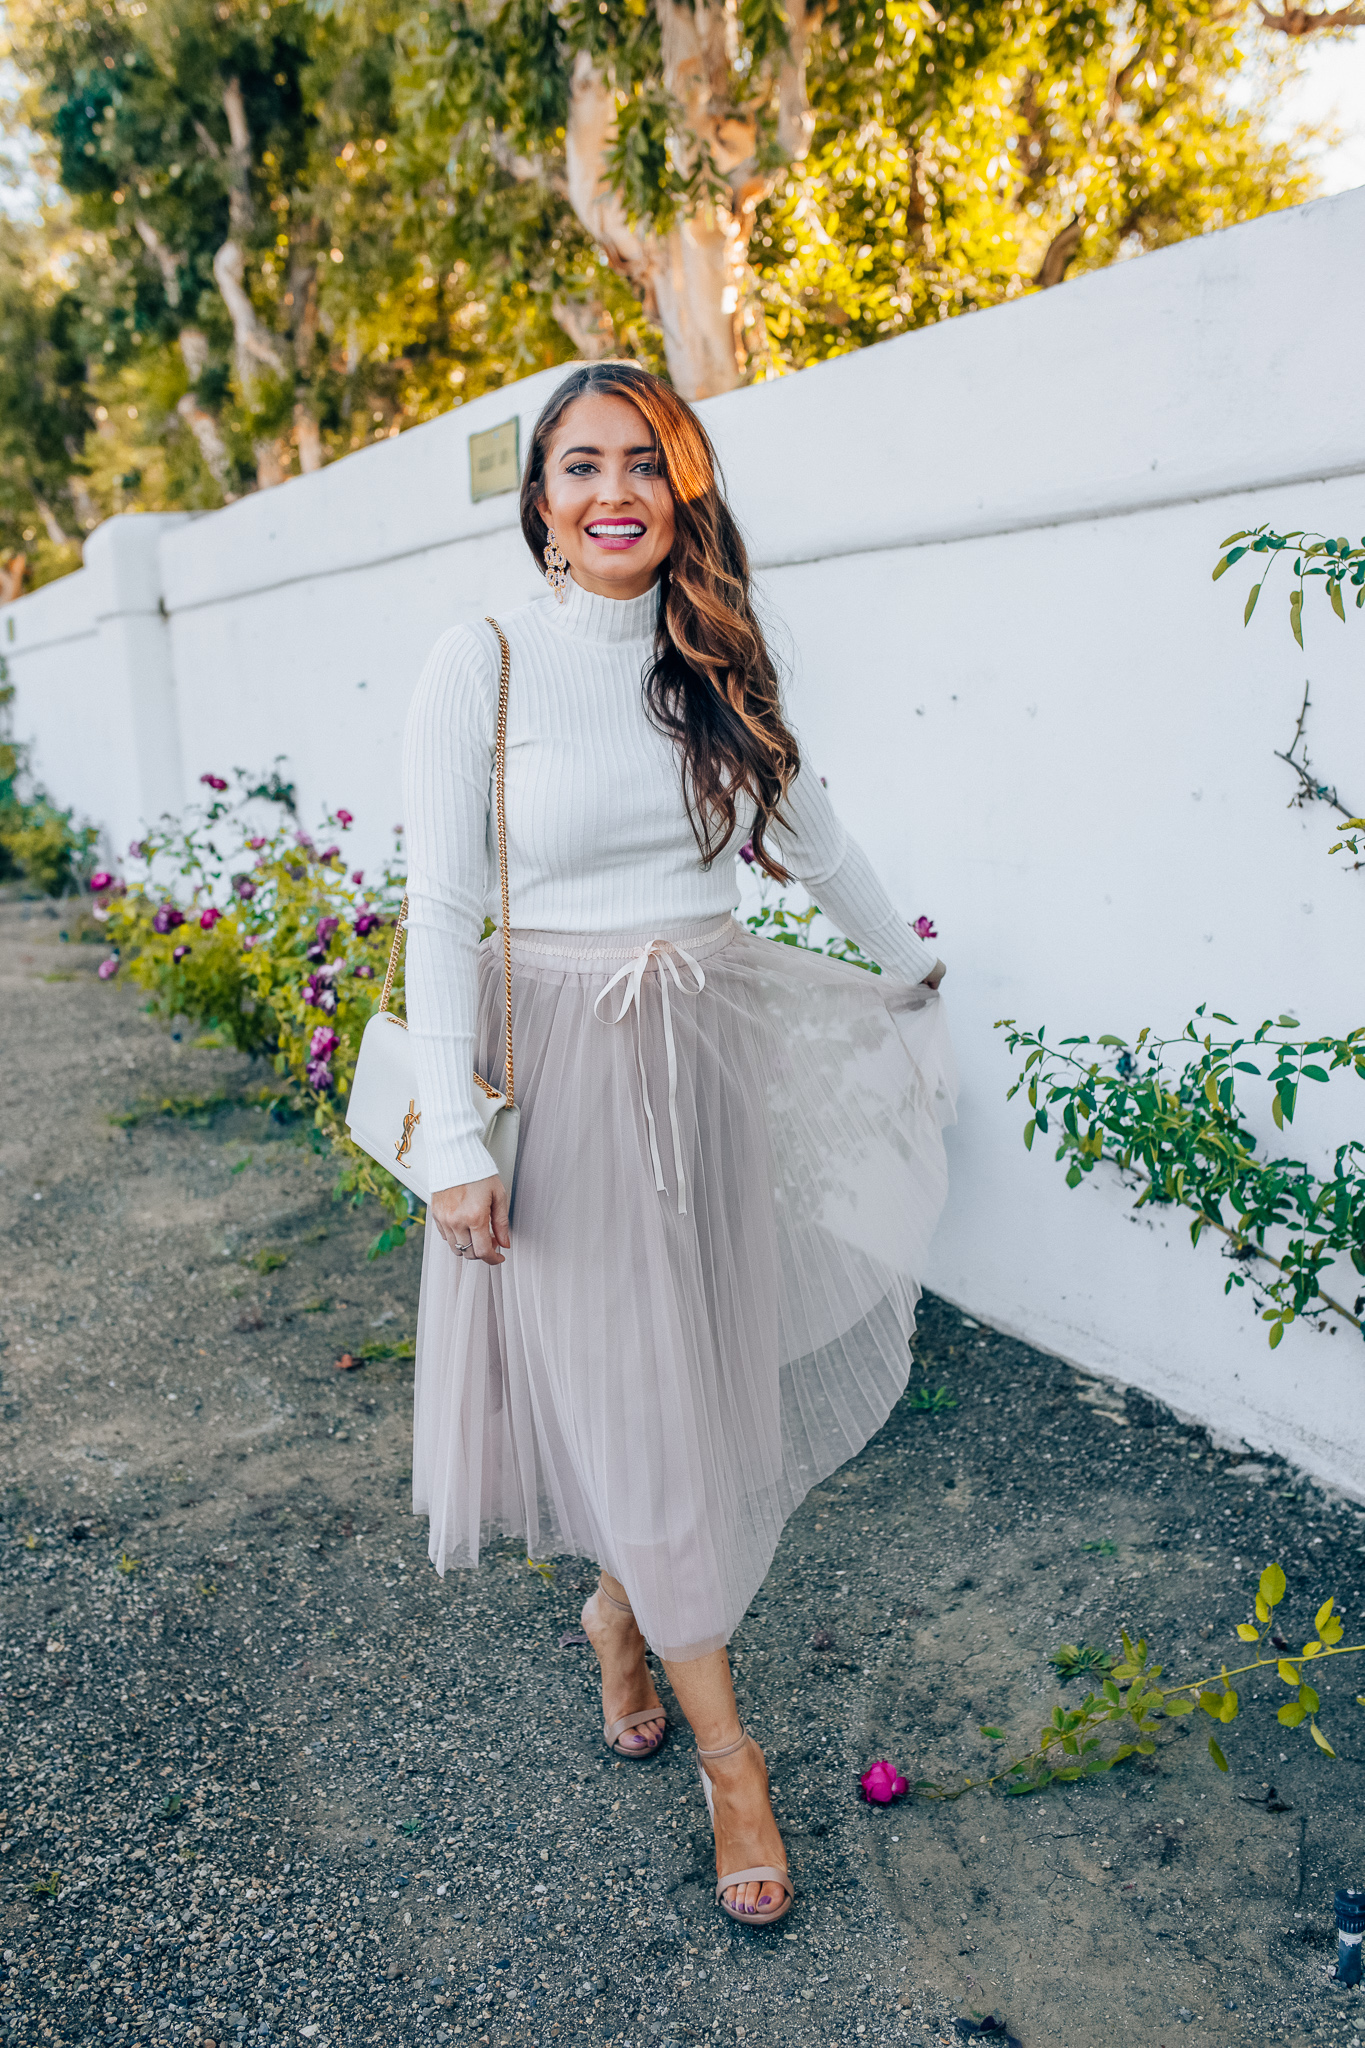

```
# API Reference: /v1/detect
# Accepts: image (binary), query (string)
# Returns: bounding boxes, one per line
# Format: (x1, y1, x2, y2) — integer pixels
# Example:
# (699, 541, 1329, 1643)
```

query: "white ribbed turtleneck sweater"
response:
(401, 576, 937, 1190)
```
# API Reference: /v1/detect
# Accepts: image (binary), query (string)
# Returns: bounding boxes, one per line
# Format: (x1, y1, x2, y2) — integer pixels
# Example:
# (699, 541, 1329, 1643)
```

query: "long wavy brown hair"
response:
(520, 363, 800, 881)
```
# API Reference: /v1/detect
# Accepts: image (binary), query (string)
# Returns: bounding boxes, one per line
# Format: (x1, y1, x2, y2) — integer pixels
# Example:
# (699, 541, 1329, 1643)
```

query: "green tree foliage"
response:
(0, 216, 91, 580)
(395, 0, 1320, 392)
(0, 0, 1340, 568)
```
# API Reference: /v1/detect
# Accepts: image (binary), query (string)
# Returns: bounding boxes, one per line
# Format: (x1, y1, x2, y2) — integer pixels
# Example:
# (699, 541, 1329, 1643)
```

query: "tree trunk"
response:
(213, 76, 289, 487)
(293, 401, 324, 474)
(32, 493, 70, 548)
(563, 0, 813, 399)
(550, 292, 617, 359)
(254, 438, 289, 489)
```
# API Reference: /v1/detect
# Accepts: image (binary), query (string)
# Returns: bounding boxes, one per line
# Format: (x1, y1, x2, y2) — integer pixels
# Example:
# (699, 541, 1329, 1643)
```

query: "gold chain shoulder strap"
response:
(377, 616, 515, 1109)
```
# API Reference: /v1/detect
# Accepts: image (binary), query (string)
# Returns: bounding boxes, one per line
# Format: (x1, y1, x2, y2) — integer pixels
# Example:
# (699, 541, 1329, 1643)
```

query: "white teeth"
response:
(588, 523, 644, 536)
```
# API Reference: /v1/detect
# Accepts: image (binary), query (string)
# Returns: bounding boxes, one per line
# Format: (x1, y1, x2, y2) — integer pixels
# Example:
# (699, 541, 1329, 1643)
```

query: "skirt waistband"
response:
(505, 915, 738, 967)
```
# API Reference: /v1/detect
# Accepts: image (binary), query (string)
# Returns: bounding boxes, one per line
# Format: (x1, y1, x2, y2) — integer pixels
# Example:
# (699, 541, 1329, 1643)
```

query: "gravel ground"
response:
(4, 884, 1365, 2048)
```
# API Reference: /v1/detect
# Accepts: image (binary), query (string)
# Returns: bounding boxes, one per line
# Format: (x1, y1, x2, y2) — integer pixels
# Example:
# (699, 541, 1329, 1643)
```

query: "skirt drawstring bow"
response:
(593, 938, 706, 1216)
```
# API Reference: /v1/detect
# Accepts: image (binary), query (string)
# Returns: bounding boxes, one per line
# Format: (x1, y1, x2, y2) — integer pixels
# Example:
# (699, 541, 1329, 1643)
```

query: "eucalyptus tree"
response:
(395, 0, 1321, 397)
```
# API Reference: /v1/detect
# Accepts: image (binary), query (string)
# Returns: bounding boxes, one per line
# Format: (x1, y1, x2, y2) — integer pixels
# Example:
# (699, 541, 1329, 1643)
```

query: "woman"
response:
(403, 363, 955, 1927)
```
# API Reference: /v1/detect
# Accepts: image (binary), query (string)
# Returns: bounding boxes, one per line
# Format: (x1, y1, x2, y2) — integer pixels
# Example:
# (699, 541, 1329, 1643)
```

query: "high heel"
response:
(591, 1578, 668, 1760)
(697, 1727, 794, 1926)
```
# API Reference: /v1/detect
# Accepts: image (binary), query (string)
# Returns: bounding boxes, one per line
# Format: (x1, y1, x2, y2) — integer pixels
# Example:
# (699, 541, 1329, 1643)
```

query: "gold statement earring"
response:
(543, 528, 569, 603)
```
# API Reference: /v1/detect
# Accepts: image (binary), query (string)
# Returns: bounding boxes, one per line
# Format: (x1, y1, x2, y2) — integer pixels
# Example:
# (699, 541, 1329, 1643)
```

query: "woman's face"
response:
(536, 392, 676, 602)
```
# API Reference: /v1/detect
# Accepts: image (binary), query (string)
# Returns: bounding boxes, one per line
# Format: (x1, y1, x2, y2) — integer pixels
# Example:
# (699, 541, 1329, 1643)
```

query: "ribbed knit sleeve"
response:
(775, 767, 938, 987)
(401, 622, 501, 1192)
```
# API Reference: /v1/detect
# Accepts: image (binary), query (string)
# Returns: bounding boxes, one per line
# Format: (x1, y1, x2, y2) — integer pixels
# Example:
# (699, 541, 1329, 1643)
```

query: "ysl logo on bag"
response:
(395, 1100, 421, 1164)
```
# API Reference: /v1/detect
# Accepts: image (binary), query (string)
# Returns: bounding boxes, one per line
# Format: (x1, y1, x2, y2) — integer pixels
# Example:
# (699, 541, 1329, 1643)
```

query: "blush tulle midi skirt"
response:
(412, 915, 957, 1662)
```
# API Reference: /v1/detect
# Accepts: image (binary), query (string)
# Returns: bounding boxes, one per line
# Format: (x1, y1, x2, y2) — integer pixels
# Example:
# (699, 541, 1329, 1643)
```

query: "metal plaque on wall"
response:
(469, 418, 520, 502)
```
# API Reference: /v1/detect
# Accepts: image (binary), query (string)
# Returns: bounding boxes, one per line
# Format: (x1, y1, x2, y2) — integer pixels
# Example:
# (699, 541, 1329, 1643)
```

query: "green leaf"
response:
(1165, 1697, 1195, 1716)
(1135, 1741, 1156, 1756)
(1302, 1066, 1329, 1083)
(1096, 1034, 1127, 1047)
(1023, 1120, 1036, 1151)
(1310, 1721, 1336, 1756)
(979, 1726, 1007, 1740)
(1277, 1701, 1305, 1727)
(1290, 588, 1304, 648)
(1208, 1737, 1229, 1772)
(1268, 1320, 1284, 1350)
(1219, 530, 1251, 546)
(1330, 580, 1345, 623)
(1243, 581, 1262, 625)
(1260, 1563, 1286, 1608)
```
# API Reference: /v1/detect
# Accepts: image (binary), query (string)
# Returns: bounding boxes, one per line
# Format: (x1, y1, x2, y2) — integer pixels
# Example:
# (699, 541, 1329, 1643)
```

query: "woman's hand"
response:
(430, 1176, 510, 1265)
(921, 959, 947, 990)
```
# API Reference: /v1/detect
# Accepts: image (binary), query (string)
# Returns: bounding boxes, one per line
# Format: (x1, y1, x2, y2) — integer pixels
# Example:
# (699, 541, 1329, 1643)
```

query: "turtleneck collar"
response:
(548, 573, 660, 645)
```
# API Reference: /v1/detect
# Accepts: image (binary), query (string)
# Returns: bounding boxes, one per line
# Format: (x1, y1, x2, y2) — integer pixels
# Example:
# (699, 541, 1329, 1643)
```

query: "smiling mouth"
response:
(586, 521, 646, 547)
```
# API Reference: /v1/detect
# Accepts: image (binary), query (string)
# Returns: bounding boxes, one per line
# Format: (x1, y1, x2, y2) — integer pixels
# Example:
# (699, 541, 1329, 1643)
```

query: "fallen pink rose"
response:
(859, 1759, 908, 1804)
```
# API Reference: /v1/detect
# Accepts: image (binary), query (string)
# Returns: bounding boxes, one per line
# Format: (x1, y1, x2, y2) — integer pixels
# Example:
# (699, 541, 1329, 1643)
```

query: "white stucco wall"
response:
(5, 187, 1363, 1488)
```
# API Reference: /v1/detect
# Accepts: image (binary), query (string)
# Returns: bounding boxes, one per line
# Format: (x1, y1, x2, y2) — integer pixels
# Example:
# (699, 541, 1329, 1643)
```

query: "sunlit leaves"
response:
(996, 1011, 1365, 1346)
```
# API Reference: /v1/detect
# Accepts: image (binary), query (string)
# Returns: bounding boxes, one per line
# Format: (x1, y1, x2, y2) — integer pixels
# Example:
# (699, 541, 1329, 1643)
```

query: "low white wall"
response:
(5, 187, 1363, 1490)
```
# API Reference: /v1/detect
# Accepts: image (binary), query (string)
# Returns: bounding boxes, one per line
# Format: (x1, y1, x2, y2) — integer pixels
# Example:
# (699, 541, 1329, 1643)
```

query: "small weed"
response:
(398, 1818, 424, 1838)
(242, 1248, 289, 1274)
(300, 1297, 332, 1314)
(110, 1090, 243, 1129)
(22, 1532, 40, 1551)
(1081, 1539, 1120, 1557)
(116, 1553, 141, 1576)
(197, 1582, 217, 1600)
(526, 1556, 555, 1585)
(302, 1226, 329, 1244)
(1049, 1642, 1114, 1682)
(30, 1871, 60, 1902)
(155, 1793, 185, 1821)
(230, 1155, 253, 1175)
(907, 1386, 958, 1414)
(357, 1338, 415, 1362)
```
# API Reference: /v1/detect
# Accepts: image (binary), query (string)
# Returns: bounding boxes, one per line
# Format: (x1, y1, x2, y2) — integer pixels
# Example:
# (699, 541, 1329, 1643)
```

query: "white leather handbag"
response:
(345, 617, 520, 1204)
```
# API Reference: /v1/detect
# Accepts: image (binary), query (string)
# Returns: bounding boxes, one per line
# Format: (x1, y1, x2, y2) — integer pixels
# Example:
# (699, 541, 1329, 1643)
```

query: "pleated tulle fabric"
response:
(412, 917, 957, 1661)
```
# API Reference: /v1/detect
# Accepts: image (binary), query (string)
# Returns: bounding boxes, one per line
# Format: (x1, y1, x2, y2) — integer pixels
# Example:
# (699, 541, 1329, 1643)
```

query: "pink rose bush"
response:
(97, 770, 411, 1249)
(912, 915, 938, 941)
(859, 1760, 909, 1804)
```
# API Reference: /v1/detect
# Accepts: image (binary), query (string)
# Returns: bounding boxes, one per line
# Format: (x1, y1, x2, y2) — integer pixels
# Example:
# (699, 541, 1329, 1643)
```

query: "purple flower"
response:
(309, 1026, 340, 1062)
(738, 840, 756, 866)
(336, 809, 354, 828)
(351, 869, 364, 885)
(306, 1059, 334, 1092)
(912, 915, 938, 941)
(152, 904, 185, 935)
(172, 944, 191, 963)
(305, 943, 326, 963)
(353, 962, 374, 979)
(353, 911, 381, 937)
(304, 972, 338, 1015)
(90, 869, 116, 892)
(859, 1760, 908, 1805)
(199, 773, 228, 792)
(246, 835, 267, 852)
(315, 916, 340, 947)
(233, 876, 256, 901)
(242, 935, 257, 951)
(295, 830, 315, 851)
(98, 956, 120, 980)
(127, 838, 146, 859)
(319, 845, 341, 864)
(199, 906, 222, 931)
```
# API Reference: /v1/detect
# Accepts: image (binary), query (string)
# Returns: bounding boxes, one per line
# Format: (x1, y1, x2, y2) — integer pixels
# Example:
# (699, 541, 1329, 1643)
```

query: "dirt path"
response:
(3, 883, 1365, 2048)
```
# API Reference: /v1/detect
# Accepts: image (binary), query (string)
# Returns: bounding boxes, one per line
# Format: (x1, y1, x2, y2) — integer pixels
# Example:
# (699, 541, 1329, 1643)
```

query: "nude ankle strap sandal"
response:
(595, 1578, 668, 1760)
(697, 1727, 794, 1926)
